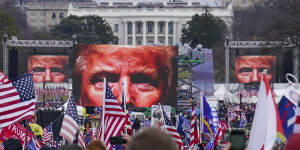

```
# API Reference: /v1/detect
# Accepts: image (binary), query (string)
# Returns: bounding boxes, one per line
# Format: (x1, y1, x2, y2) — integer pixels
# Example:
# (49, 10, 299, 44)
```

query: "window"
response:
(52, 13, 56, 19)
(147, 22, 153, 33)
(169, 22, 173, 34)
(159, 23, 164, 33)
(114, 24, 119, 33)
(137, 23, 142, 34)
(138, 41, 142, 45)
(59, 13, 64, 19)
(127, 23, 132, 34)
(182, 24, 187, 29)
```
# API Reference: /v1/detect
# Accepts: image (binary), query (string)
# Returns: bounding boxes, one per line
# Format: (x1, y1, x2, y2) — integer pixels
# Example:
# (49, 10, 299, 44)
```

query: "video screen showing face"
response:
(73, 45, 178, 107)
(27, 55, 69, 83)
(235, 56, 276, 83)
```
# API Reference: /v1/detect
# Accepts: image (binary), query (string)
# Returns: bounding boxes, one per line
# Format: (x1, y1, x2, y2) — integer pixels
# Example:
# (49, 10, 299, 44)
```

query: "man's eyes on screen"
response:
(239, 67, 252, 73)
(131, 73, 158, 87)
(50, 67, 64, 73)
(32, 67, 46, 72)
(90, 73, 120, 84)
(258, 68, 270, 73)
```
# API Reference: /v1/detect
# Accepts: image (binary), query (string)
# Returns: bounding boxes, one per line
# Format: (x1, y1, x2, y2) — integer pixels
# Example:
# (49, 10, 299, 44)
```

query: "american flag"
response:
(293, 101, 300, 133)
(190, 106, 199, 147)
(160, 106, 184, 149)
(0, 72, 9, 84)
(0, 74, 36, 128)
(84, 130, 92, 145)
(99, 82, 127, 150)
(59, 96, 85, 148)
(42, 124, 53, 145)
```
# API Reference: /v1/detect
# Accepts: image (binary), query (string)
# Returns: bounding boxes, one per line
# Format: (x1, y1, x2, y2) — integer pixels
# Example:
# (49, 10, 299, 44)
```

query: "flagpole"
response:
(24, 120, 29, 150)
(101, 78, 106, 143)
(199, 93, 203, 144)
(122, 78, 128, 135)
(158, 103, 167, 130)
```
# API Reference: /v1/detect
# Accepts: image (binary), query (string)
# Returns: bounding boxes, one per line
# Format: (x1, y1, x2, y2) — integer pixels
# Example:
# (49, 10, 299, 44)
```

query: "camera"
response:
(109, 136, 127, 145)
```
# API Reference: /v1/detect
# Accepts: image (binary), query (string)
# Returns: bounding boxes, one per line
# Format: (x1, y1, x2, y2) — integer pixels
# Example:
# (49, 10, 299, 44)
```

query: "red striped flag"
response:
(42, 124, 53, 145)
(0, 74, 36, 128)
(99, 82, 127, 150)
(190, 106, 199, 147)
(59, 96, 85, 148)
(160, 105, 184, 149)
(0, 72, 9, 84)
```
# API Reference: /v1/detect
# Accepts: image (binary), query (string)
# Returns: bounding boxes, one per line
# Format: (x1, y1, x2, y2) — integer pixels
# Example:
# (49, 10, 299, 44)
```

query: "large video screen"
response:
(73, 45, 178, 107)
(235, 55, 276, 83)
(27, 55, 69, 83)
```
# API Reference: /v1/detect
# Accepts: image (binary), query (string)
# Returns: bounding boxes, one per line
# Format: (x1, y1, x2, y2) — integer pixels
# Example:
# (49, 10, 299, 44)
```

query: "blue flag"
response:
(177, 114, 191, 136)
(239, 113, 247, 128)
(202, 96, 215, 135)
(278, 95, 296, 139)
(26, 139, 38, 150)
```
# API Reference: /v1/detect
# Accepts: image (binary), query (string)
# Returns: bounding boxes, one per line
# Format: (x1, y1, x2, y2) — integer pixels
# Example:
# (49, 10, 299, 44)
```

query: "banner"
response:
(0, 123, 33, 145)
(192, 49, 214, 96)
(151, 105, 171, 125)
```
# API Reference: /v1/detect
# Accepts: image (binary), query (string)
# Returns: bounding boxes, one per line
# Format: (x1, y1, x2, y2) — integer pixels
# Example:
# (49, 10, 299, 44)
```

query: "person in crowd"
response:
(60, 144, 82, 150)
(124, 127, 177, 150)
(28, 55, 69, 83)
(73, 45, 177, 107)
(235, 56, 276, 83)
(132, 117, 141, 133)
(3, 138, 22, 150)
(86, 140, 106, 150)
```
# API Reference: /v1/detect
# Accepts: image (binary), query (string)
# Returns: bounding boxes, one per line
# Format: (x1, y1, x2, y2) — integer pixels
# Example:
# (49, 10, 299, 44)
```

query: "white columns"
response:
(132, 21, 136, 45)
(173, 21, 176, 45)
(154, 21, 158, 45)
(124, 21, 128, 45)
(165, 21, 169, 46)
(143, 21, 146, 45)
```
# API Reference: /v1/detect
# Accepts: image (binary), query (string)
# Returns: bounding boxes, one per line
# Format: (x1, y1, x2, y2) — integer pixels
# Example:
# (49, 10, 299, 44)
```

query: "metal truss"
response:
(7, 40, 74, 47)
(2, 37, 74, 75)
(228, 41, 296, 49)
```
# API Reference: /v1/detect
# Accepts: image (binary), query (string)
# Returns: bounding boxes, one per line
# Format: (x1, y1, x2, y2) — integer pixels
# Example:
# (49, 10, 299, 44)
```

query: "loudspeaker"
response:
(9, 48, 18, 79)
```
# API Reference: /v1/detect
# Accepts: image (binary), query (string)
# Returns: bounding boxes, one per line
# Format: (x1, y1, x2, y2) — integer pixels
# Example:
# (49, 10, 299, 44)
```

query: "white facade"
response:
(68, 1, 233, 46)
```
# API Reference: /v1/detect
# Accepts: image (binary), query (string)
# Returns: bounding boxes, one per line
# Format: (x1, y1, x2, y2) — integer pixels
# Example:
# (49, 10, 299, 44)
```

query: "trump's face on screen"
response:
(73, 45, 177, 107)
(28, 55, 68, 83)
(235, 56, 276, 83)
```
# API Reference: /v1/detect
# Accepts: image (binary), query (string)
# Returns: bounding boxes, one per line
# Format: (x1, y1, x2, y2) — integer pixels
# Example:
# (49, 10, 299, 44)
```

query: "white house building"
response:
(68, 0, 233, 46)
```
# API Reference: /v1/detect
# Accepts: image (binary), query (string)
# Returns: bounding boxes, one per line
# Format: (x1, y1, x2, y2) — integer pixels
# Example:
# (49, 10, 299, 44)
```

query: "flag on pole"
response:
(202, 96, 215, 135)
(160, 105, 184, 149)
(0, 72, 9, 84)
(238, 113, 247, 128)
(190, 106, 200, 147)
(177, 114, 190, 147)
(293, 101, 300, 133)
(0, 74, 36, 128)
(278, 87, 298, 139)
(214, 120, 228, 147)
(248, 74, 285, 150)
(99, 82, 127, 150)
(59, 96, 85, 148)
(42, 124, 53, 145)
